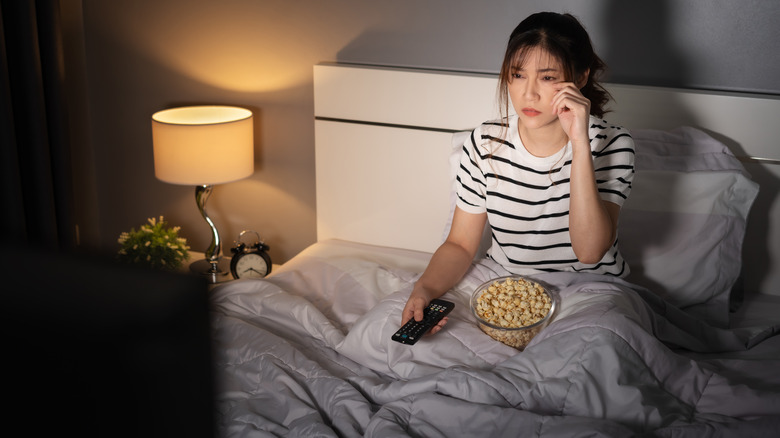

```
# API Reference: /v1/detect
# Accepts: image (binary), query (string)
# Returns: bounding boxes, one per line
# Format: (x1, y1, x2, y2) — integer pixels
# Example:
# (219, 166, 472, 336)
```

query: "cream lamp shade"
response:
(152, 105, 254, 185)
(151, 105, 254, 283)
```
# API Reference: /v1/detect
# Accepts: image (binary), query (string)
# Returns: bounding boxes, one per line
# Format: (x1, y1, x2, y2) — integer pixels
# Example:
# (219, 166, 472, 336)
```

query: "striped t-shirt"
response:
(455, 114, 635, 277)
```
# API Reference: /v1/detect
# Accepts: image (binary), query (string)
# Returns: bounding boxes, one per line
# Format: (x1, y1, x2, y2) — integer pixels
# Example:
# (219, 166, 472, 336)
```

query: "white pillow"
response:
(443, 126, 759, 328)
(619, 127, 758, 327)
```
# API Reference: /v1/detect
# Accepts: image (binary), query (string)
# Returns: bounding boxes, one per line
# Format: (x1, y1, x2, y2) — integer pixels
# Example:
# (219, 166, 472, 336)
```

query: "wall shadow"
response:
(601, 0, 777, 299)
(600, 0, 688, 88)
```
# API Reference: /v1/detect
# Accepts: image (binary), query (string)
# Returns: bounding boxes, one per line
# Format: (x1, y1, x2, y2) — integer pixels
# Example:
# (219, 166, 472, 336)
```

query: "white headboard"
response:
(313, 62, 780, 295)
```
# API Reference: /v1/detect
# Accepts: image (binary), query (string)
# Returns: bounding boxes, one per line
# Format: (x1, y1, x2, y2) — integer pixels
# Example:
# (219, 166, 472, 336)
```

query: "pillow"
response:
(443, 126, 759, 328)
(618, 127, 758, 327)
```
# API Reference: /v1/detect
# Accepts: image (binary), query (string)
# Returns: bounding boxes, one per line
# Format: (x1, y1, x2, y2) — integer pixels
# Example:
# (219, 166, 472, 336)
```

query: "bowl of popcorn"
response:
(470, 276, 558, 350)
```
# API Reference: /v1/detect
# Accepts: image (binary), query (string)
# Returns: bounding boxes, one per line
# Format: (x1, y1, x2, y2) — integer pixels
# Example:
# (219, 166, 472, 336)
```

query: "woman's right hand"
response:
(401, 285, 449, 334)
(398, 207, 486, 335)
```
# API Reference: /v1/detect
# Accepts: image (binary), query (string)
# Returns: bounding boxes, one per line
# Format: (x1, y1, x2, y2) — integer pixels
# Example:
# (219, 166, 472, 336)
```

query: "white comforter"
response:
(210, 241, 780, 437)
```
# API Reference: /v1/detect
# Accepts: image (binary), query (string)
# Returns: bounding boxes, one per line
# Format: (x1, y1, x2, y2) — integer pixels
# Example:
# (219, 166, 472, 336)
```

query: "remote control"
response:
(392, 299, 454, 345)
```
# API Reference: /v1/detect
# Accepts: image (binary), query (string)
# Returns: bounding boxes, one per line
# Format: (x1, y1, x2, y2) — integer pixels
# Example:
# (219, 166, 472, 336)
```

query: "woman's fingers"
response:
(429, 316, 449, 335)
(552, 82, 589, 115)
(401, 294, 428, 326)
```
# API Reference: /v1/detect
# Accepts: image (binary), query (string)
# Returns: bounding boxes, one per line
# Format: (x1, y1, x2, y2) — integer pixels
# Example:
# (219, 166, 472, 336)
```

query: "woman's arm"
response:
(568, 141, 620, 263)
(553, 82, 620, 264)
(400, 207, 487, 332)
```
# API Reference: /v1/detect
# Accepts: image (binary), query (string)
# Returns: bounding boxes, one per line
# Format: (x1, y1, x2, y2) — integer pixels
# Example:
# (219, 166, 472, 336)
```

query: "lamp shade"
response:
(152, 106, 254, 185)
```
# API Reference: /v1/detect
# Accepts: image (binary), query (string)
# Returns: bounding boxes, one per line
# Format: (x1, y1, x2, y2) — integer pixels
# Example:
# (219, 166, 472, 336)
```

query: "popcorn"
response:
(472, 277, 554, 350)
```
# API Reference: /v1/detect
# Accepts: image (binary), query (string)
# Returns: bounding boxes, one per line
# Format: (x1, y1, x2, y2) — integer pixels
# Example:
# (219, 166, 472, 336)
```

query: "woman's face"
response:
(507, 47, 566, 132)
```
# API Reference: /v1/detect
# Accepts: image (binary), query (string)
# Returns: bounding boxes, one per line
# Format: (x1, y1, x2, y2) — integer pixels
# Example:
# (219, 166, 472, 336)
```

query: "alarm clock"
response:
(229, 230, 272, 279)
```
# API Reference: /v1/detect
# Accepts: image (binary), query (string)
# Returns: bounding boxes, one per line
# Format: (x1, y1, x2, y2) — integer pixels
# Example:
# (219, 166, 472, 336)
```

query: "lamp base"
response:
(190, 257, 232, 283)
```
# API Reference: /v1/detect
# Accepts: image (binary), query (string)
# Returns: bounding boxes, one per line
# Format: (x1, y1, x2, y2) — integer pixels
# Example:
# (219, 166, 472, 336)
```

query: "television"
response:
(6, 245, 215, 437)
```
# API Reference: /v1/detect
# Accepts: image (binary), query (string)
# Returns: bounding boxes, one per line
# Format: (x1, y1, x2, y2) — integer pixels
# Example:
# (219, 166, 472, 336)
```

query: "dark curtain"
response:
(0, 0, 76, 250)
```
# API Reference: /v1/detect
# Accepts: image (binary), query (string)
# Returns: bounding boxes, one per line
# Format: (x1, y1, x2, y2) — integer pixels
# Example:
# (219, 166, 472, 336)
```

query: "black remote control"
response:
(392, 299, 454, 345)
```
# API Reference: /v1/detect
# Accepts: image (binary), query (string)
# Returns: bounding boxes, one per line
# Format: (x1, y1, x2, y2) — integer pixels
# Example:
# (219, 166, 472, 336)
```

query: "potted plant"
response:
(117, 216, 190, 270)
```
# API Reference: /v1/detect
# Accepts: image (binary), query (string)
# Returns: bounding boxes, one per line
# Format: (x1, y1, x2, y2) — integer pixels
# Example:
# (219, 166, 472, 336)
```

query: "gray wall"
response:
(72, 0, 780, 263)
(333, 0, 780, 94)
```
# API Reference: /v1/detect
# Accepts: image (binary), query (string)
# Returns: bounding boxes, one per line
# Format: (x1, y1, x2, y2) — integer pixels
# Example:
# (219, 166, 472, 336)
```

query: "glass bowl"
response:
(470, 275, 558, 350)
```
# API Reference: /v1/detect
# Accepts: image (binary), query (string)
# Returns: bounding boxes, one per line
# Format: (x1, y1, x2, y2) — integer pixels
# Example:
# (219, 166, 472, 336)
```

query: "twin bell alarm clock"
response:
(229, 230, 272, 279)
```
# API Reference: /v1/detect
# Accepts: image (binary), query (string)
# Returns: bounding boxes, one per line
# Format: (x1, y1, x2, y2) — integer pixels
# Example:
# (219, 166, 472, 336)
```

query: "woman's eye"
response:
(542, 76, 556, 81)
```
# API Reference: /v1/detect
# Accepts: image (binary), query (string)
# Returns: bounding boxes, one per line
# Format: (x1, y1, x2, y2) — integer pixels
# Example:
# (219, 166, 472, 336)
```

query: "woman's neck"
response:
(517, 122, 569, 158)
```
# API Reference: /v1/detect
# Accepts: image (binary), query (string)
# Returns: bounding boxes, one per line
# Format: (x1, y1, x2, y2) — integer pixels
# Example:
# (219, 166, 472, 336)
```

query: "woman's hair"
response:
(498, 12, 611, 120)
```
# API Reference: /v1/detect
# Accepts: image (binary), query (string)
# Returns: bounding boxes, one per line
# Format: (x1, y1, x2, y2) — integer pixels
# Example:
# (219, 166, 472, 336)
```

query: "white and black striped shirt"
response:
(456, 115, 635, 277)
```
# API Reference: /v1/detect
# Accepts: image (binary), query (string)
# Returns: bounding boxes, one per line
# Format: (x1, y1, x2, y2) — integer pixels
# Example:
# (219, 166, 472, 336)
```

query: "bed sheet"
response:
(210, 240, 780, 437)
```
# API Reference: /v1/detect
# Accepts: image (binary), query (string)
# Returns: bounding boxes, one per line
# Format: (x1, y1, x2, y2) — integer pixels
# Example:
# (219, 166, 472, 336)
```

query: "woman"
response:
(400, 12, 635, 334)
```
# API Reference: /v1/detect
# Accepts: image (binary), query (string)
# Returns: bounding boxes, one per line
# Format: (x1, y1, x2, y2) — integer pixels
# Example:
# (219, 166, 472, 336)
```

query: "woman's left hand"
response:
(552, 82, 591, 145)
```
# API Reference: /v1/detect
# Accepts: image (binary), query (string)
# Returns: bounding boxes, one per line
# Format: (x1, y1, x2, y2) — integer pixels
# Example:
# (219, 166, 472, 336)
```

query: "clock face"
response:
(234, 253, 269, 278)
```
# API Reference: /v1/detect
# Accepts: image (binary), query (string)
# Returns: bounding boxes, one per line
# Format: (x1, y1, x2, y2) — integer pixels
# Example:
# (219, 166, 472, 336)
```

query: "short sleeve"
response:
(454, 128, 488, 214)
(593, 130, 635, 206)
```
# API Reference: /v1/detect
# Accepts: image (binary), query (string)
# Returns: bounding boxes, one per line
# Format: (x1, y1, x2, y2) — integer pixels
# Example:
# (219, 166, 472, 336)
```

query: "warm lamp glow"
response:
(152, 106, 253, 185)
(151, 105, 254, 283)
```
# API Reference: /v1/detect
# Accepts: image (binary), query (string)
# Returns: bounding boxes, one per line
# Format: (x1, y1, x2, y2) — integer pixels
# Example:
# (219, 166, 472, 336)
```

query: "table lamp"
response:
(152, 105, 254, 282)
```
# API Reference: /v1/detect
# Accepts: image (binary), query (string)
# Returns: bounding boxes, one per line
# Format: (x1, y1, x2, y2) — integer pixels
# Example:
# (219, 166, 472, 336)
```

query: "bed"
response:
(209, 63, 780, 437)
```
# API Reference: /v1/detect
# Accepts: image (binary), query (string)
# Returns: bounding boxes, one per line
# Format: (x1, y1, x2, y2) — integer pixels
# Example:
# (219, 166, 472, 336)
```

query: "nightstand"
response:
(183, 252, 280, 282)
